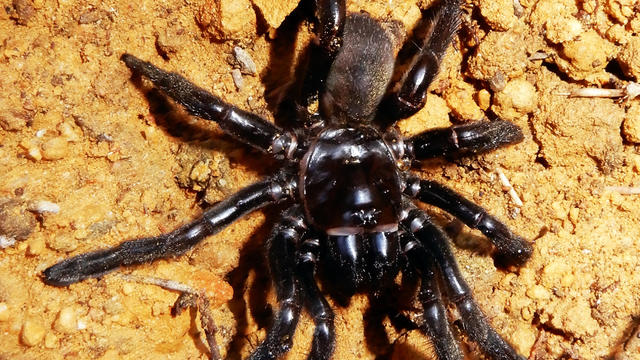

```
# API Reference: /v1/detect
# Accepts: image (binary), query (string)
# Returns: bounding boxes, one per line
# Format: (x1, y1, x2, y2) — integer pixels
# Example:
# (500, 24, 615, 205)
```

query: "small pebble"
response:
(44, 333, 58, 349)
(618, 36, 640, 81)
(21, 319, 46, 346)
(41, 137, 68, 160)
(231, 69, 244, 91)
(622, 103, 640, 143)
(0, 302, 9, 321)
(492, 78, 537, 121)
(26, 237, 45, 256)
(0, 235, 17, 249)
(526, 284, 551, 300)
(27, 200, 60, 214)
(54, 307, 78, 333)
(233, 46, 257, 75)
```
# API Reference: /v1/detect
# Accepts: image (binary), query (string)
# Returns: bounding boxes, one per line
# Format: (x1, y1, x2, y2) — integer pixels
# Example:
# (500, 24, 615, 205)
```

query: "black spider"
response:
(42, 0, 533, 359)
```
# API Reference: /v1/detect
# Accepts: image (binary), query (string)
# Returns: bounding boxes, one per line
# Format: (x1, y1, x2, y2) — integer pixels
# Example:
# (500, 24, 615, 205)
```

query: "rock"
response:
(492, 78, 538, 121)
(0, 198, 37, 244)
(196, 0, 256, 41)
(556, 30, 616, 84)
(41, 137, 69, 160)
(622, 103, 640, 143)
(618, 36, 640, 81)
(21, 319, 45, 346)
(477, 0, 518, 31)
(467, 30, 528, 81)
(232, 46, 257, 75)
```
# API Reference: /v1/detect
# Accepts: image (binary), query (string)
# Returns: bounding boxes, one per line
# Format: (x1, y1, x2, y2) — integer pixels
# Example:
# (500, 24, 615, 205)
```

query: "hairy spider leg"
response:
(249, 206, 306, 360)
(404, 176, 532, 267)
(121, 54, 297, 159)
(400, 230, 463, 360)
(299, 0, 346, 107)
(402, 206, 526, 360)
(407, 120, 524, 159)
(297, 237, 336, 360)
(43, 175, 293, 286)
(276, 0, 346, 127)
(379, 0, 462, 123)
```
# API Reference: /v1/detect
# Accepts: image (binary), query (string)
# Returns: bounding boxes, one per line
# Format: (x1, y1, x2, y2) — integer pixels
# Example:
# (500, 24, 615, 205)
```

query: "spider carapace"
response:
(43, 0, 532, 359)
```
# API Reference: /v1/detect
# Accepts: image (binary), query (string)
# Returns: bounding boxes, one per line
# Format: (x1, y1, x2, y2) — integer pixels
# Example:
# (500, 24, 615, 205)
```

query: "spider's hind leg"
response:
(297, 237, 336, 360)
(400, 231, 463, 360)
(248, 206, 307, 360)
(402, 206, 526, 360)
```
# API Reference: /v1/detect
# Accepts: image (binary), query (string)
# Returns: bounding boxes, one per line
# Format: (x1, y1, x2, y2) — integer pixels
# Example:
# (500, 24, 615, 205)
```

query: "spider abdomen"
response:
(300, 126, 402, 234)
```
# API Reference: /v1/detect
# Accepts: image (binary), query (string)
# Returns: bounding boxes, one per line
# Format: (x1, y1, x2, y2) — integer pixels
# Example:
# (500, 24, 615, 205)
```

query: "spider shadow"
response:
(127, 77, 277, 175)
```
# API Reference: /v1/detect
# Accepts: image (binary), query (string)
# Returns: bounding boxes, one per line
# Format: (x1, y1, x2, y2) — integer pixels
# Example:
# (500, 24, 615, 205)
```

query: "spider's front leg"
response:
(406, 120, 524, 160)
(43, 174, 294, 286)
(402, 206, 526, 360)
(404, 175, 532, 267)
(379, 0, 462, 124)
(120, 54, 298, 159)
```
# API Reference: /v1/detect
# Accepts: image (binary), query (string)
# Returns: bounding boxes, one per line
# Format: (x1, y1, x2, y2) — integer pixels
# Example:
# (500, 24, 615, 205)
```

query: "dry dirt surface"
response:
(1, 0, 640, 359)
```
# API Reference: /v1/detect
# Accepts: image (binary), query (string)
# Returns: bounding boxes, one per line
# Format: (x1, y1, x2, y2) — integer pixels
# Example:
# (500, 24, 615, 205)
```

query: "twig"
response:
(604, 186, 640, 195)
(554, 82, 640, 101)
(496, 168, 523, 206)
(119, 274, 222, 360)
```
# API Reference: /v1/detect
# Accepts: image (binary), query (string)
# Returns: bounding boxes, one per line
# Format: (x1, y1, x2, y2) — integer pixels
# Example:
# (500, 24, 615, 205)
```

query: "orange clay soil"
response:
(1, 0, 640, 359)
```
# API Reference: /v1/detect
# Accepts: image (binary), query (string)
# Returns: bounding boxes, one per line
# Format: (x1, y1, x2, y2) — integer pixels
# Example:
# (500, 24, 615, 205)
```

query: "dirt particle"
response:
(0, 110, 29, 131)
(491, 78, 537, 121)
(557, 30, 617, 84)
(26, 237, 44, 256)
(21, 319, 45, 346)
(477, 0, 518, 31)
(54, 307, 78, 334)
(41, 137, 69, 160)
(544, 16, 583, 44)
(0, 303, 9, 321)
(155, 28, 183, 59)
(196, 0, 256, 41)
(617, 36, 640, 81)
(77, 8, 105, 24)
(9, 0, 35, 25)
(43, 333, 58, 349)
(443, 80, 484, 120)
(46, 234, 78, 253)
(622, 103, 640, 144)
(232, 46, 257, 75)
(0, 198, 37, 244)
(467, 30, 528, 81)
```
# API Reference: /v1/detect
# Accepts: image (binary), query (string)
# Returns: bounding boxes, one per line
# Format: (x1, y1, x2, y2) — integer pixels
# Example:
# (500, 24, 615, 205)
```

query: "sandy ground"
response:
(1, 0, 640, 359)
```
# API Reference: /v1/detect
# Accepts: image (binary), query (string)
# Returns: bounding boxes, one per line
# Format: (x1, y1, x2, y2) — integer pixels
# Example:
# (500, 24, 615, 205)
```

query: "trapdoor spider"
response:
(43, 0, 532, 359)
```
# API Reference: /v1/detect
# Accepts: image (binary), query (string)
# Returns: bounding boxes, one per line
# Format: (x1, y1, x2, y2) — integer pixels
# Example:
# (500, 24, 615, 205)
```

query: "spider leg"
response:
(299, 0, 346, 108)
(407, 120, 524, 160)
(402, 206, 526, 360)
(404, 176, 532, 267)
(379, 0, 462, 123)
(279, 0, 346, 126)
(297, 237, 336, 360)
(400, 230, 463, 360)
(43, 174, 294, 286)
(121, 54, 297, 159)
(249, 206, 307, 360)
